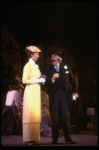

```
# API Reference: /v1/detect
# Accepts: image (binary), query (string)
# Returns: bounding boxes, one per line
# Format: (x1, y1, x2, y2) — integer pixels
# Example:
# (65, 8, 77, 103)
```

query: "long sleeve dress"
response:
(22, 58, 41, 142)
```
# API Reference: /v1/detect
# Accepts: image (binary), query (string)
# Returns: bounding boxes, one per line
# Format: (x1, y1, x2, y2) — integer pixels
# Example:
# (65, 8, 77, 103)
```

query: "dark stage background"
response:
(1, 2, 98, 115)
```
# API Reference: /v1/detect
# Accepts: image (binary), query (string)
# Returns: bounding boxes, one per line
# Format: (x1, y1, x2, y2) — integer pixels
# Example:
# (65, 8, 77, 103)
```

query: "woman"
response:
(22, 46, 45, 145)
(1, 79, 22, 135)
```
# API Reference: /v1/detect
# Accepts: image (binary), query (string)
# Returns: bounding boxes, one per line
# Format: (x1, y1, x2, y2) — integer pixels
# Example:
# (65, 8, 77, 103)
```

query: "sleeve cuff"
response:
(52, 78, 55, 83)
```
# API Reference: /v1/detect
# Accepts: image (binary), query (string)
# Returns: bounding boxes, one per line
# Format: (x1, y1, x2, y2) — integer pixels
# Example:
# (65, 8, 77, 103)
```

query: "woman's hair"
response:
(25, 48, 34, 59)
(9, 79, 19, 91)
(10, 79, 19, 85)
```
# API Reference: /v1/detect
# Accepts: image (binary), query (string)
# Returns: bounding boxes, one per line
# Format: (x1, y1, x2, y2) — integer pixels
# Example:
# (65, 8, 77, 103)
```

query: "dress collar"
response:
(29, 58, 35, 65)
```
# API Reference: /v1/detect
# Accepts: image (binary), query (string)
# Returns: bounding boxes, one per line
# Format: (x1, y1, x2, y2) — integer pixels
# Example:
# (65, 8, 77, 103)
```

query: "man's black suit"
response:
(45, 63, 77, 142)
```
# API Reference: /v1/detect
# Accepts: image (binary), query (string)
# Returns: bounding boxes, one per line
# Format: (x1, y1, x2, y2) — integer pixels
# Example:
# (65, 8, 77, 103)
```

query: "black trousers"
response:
(49, 89, 70, 142)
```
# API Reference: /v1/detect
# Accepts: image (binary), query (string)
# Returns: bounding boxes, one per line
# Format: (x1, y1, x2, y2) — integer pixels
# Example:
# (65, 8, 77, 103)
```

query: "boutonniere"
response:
(64, 65, 68, 69)
(64, 65, 69, 74)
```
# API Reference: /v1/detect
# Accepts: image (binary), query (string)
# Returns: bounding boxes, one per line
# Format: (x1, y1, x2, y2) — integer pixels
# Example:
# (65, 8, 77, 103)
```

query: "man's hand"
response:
(52, 73, 60, 80)
(72, 93, 78, 100)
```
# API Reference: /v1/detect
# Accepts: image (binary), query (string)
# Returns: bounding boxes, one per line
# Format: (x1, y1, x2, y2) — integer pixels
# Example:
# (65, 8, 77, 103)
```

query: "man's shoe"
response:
(52, 141, 57, 144)
(65, 137, 76, 144)
(69, 140, 76, 144)
(66, 139, 76, 144)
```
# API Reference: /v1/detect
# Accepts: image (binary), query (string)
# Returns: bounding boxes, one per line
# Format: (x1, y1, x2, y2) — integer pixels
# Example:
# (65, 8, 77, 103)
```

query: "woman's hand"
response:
(37, 78, 45, 84)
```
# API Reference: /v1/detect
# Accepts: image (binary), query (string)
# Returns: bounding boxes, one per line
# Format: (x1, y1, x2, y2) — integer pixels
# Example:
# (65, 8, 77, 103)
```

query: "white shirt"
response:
(5, 90, 20, 106)
(52, 63, 60, 83)
(54, 63, 60, 71)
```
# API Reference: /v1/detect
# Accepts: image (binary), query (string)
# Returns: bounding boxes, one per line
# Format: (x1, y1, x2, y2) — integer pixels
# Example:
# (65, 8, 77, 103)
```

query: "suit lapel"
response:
(60, 63, 65, 78)
(60, 63, 67, 88)
(51, 65, 57, 74)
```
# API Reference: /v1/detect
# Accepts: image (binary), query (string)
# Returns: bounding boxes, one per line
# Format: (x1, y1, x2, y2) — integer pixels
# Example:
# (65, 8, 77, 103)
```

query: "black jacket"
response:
(45, 63, 77, 103)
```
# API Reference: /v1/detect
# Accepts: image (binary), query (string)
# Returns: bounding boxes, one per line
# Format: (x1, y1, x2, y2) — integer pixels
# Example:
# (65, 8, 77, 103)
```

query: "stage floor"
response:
(1, 134, 98, 147)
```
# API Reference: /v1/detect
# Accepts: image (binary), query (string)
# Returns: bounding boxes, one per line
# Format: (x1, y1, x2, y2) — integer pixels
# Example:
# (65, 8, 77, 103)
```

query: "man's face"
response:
(51, 54, 59, 66)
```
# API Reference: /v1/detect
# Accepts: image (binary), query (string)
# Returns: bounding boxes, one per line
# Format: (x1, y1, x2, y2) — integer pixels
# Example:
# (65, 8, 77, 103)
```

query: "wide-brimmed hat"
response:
(50, 48, 62, 57)
(26, 46, 41, 53)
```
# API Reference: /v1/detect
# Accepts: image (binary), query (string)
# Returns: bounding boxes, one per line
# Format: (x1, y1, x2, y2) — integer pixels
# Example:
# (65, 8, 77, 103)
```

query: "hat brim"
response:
(26, 46, 41, 53)
(50, 53, 62, 57)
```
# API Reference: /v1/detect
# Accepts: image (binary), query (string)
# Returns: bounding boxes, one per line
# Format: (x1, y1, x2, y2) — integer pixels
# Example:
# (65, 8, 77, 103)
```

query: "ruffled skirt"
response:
(1, 106, 22, 135)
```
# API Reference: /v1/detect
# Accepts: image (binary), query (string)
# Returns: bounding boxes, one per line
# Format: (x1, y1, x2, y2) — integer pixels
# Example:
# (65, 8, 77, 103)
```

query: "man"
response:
(45, 48, 78, 144)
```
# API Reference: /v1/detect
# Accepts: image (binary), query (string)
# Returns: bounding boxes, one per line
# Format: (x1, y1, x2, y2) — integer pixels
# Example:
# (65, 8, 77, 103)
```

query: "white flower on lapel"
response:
(64, 65, 68, 69)
(65, 71, 69, 74)
(64, 65, 69, 74)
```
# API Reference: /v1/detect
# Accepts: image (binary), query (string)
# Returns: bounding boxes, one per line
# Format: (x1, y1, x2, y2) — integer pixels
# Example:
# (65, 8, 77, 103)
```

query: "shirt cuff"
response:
(52, 78, 55, 83)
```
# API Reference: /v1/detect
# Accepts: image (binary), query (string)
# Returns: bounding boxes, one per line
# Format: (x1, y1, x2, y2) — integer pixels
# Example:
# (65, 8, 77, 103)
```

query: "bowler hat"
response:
(50, 48, 62, 57)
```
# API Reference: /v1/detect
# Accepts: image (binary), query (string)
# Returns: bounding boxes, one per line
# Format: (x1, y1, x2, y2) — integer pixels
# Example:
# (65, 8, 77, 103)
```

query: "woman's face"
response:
(31, 53, 40, 61)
